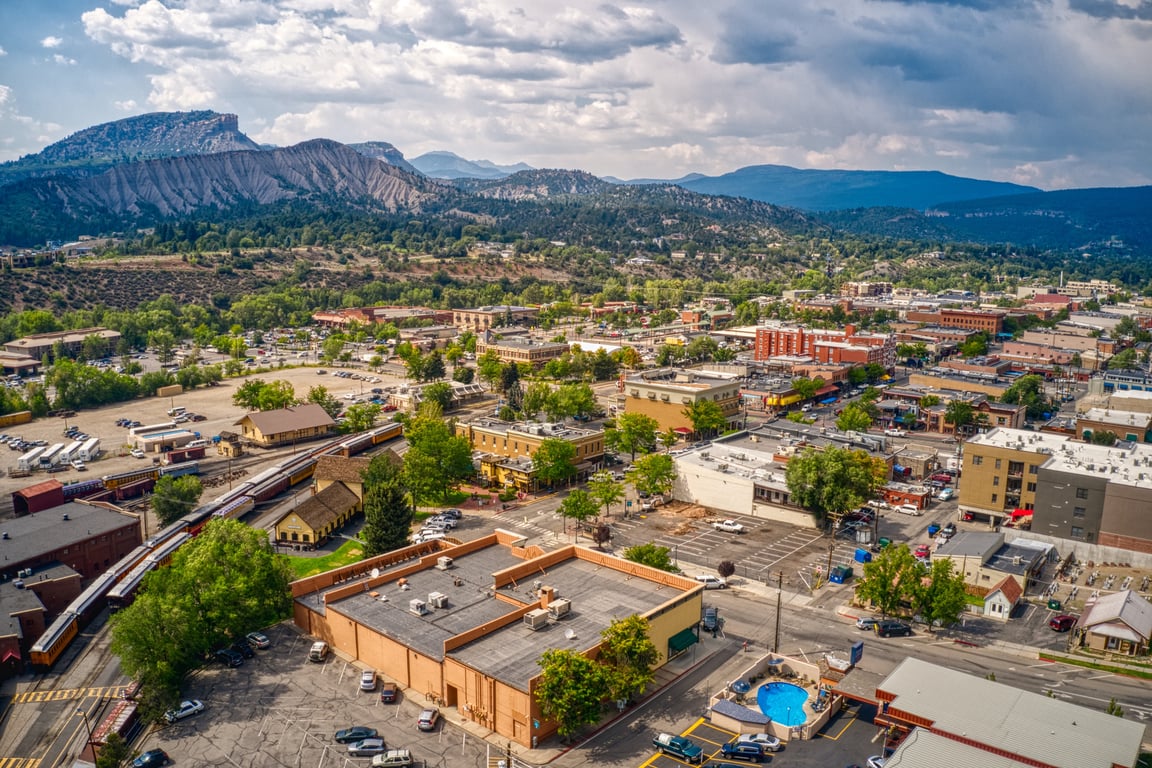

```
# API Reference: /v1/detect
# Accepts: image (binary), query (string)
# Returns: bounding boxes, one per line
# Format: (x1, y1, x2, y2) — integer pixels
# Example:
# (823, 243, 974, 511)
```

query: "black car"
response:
(875, 620, 912, 638)
(231, 640, 255, 658)
(133, 749, 170, 768)
(216, 648, 245, 666)
(335, 726, 379, 744)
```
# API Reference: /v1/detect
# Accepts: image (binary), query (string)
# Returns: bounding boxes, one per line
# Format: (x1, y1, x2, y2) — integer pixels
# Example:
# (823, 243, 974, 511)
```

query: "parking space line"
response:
(814, 710, 860, 741)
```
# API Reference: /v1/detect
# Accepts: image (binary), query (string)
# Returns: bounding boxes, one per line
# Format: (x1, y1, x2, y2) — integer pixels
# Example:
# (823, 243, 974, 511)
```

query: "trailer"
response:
(39, 443, 66, 468)
(17, 446, 47, 472)
(79, 437, 101, 462)
(59, 440, 84, 464)
(129, 421, 177, 438)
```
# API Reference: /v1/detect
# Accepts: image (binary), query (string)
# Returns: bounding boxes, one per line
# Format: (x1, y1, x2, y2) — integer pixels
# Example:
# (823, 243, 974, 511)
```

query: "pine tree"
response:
(361, 452, 413, 555)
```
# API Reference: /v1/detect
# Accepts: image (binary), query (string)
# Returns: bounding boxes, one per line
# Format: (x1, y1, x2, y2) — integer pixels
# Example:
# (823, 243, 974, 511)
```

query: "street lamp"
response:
(76, 707, 94, 751)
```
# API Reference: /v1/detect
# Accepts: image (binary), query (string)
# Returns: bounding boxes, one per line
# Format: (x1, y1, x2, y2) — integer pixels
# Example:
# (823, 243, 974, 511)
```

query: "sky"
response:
(1, 0, 1151, 190)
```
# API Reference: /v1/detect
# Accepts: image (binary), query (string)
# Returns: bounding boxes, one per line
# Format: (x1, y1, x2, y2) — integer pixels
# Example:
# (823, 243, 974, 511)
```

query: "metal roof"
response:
(0, 502, 138, 565)
(878, 658, 1143, 768)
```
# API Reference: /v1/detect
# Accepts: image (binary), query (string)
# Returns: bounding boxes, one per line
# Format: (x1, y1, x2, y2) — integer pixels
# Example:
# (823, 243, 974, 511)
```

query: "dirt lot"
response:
(0, 363, 411, 509)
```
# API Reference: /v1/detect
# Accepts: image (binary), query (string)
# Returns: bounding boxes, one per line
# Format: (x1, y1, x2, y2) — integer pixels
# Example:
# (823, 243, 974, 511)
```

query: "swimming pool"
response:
(756, 681, 809, 726)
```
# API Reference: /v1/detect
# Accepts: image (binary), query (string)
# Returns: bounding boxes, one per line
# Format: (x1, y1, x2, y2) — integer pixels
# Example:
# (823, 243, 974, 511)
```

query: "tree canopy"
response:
(401, 402, 474, 503)
(630, 452, 677, 498)
(622, 542, 677, 572)
(361, 452, 413, 555)
(534, 649, 606, 741)
(606, 412, 659, 459)
(533, 437, 578, 488)
(150, 475, 204, 527)
(784, 445, 888, 526)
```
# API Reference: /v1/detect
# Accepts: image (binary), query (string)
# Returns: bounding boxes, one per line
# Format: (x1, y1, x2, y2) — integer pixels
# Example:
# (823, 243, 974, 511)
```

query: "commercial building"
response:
(0, 501, 142, 581)
(872, 658, 1144, 768)
(752, 323, 895, 369)
(291, 532, 704, 748)
(233, 404, 335, 448)
(475, 336, 570, 366)
(0, 563, 83, 681)
(904, 308, 1005, 335)
(456, 419, 604, 491)
(3, 327, 121, 361)
(452, 306, 539, 332)
(622, 368, 743, 433)
(311, 306, 454, 329)
(1076, 408, 1152, 443)
(931, 531, 1048, 597)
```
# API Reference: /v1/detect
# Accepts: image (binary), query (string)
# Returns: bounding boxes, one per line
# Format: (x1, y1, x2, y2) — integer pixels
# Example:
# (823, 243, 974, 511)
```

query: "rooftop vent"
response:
(548, 598, 571, 619)
(524, 608, 550, 630)
(435, 556, 454, 570)
(428, 591, 448, 609)
(409, 599, 428, 616)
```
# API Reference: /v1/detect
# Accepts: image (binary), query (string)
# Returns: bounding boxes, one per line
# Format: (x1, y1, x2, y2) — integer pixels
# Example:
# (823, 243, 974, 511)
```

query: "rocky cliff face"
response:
(347, 142, 420, 176)
(0, 111, 263, 187)
(6, 139, 453, 225)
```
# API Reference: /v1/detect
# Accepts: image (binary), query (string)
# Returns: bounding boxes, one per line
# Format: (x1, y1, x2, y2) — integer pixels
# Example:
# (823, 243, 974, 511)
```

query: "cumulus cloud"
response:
(41, 36, 64, 49)
(0, 46, 7, 56)
(36, 0, 1142, 187)
(52, 55, 78, 66)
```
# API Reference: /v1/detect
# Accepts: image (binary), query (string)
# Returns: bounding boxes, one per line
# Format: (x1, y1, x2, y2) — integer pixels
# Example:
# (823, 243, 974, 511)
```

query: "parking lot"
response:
(139, 623, 492, 768)
(638, 702, 884, 768)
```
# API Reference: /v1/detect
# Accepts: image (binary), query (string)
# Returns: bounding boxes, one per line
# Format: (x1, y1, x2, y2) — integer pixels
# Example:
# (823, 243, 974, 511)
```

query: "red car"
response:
(930, 473, 953, 484)
(914, 544, 932, 559)
(1049, 615, 1077, 632)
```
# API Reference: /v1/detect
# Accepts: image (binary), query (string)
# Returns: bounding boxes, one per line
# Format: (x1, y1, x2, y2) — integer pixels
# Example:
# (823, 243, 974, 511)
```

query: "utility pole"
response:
(773, 571, 783, 653)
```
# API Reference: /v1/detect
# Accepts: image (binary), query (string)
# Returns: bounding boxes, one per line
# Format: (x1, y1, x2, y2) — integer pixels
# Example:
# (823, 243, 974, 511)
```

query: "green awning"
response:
(668, 627, 698, 653)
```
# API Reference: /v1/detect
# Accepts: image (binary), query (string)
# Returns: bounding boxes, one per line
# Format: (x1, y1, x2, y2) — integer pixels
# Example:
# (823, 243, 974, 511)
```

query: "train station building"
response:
(291, 531, 704, 748)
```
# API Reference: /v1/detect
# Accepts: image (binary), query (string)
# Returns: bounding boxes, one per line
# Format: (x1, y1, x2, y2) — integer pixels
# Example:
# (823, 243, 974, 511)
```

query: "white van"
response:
(897, 504, 922, 516)
(185, 439, 210, 449)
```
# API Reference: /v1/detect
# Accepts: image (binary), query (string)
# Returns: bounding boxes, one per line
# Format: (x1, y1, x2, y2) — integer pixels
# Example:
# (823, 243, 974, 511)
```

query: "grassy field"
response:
(288, 538, 366, 579)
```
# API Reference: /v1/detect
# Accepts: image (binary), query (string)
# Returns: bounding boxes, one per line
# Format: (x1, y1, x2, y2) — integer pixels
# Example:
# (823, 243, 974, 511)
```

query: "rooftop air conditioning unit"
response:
(524, 608, 550, 630)
(548, 598, 572, 619)
(13, 579, 24, 589)
(532, 580, 543, 592)
(428, 591, 448, 609)
(435, 556, 454, 570)
(409, 599, 428, 616)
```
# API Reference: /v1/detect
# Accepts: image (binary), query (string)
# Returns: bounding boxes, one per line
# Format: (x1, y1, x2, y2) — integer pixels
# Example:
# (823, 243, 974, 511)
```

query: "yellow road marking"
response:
(12, 686, 126, 704)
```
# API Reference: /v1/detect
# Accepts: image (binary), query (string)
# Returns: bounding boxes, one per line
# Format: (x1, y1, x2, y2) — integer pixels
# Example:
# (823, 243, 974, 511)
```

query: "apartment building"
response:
(456, 419, 604, 490)
(622, 368, 743, 433)
(475, 337, 570, 365)
(452, 305, 539, 331)
(752, 323, 896, 368)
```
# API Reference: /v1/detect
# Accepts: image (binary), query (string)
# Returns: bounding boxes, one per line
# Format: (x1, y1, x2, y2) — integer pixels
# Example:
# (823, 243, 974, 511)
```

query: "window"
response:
(991, 493, 998, 503)
(1028, 464, 1039, 474)
(1073, 507, 1086, 518)
(1075, 487, 1089, 499)
(994, 458, 1002, 470)
(1027, 482, 1037, 492)
(1071, 526, 1085, 539)
(992, 476, 1000, 486)
(972, 456, 983, 466)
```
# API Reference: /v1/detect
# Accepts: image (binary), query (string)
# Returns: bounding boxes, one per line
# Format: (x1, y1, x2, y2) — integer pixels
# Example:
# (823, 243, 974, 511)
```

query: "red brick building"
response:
(0, 501, 142, 581)
(904, 308, 1005, 335)
(753, 323, 895, 368)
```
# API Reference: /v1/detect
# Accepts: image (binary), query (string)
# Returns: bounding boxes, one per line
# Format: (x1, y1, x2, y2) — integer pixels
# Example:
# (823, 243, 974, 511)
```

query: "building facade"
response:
(752, 323, 895, 369)
(233, 404, 336, 448)
(622, 368, 743, 433)
(456, 419, 604, 490)
(452, 306, 539, 331)
(475, 337, 570, 365)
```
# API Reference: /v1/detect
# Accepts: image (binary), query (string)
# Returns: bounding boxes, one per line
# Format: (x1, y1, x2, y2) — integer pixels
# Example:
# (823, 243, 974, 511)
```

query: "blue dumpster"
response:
(854, 548, 872, 564)
(830, 565, 853, 584)
(927, 523, 941, 537)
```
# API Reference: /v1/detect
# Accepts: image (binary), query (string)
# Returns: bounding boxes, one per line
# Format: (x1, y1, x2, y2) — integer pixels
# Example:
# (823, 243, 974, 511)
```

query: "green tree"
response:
(1000, 374, 1054, 418)
(958, 334, 989, 358)
(622, 542, 676, 572)
(341, 402, 381, 433)
(402, 403, 474, 503)
(945, 400, 976, 436)
(682, 399, 727, 438)
(836, 403, 873, 432)
(257, 380, 298, 411)
(95, 733, 132, 768)
(909, 558, 970, 632)
(658, 428, 679, 452)
(558, 489, 600, 540)
(535, 649, 606, 741)
(476, 350, 503, 389)
(321, 335, 346, 362)
(452, 365, 475, 385)
(232, 379, 267, 410)
(1087, 429, 1118, 446)
(791, 376, 824, 403)
(307, 385, 342, 419)
(554, 382, 598, 420)
(148, 329, 177, 365)
(110, 520, 292, 713)
(598, 615, 658, 704)
(587, 471, 625, 518)
(150, 475, 204, 527)
(856, 543, 920, 619)
(361, 453, 413, 555)
(533, 437, 578, 488)
(607, 412, 659, 460)
(784, 445, 887, 526)
(522, 382, 554, 420)
(630, 452, 677, 498)
(421, 381, 454, 412)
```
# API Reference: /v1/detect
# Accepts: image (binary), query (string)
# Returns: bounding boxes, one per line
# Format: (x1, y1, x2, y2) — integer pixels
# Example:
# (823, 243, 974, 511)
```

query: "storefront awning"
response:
(668, 627, 699, 653)
(1011, 508, 1032, 519)
(673, 427, 693, 435)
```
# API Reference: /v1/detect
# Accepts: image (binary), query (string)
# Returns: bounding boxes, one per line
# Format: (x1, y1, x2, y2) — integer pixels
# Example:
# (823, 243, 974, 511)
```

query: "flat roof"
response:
(878, 658, 1144, 768)
(0, 502, 138, 563)
(966, 427, 1070, 454)
(329, 544, 522, 661)
(886, 728, 1037, 768)
(450, 556, 690, 691)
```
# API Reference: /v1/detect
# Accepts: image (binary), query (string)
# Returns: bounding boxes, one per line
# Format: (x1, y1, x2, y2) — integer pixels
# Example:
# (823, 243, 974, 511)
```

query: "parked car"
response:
(855, 616, 881, 631)
(884, 428, 906, 437)
(1049, 614, 1077, 632)
(713, 519, 746, 534)
(164, 699, 205, 723)
(131, 448, 146, 459)
(380, 681, 399, 703)
(738, 733, 782, 752)
(693, 575, 728, 590)
(438, 508, 463, 520)
(348, 738, 388, 756)
(246, 631, 271, 649)
(937, 488, 955, 501)
(720, 740, 767, 761)
(216, 648, 244, 667)
(309, 640, 329, 662)
(335, 726, 379, 744)
(133, 749, 170, 767)
(875, 620, 912, 638)
(370, 750, 414, 767)
(360, 669, 377, 691)
(416, 706, 440, 731)
(702, 606, 720, 633)
(867, 757, 887, 768)
(230, 639, 255, 658)
(913, 544, 932, 559)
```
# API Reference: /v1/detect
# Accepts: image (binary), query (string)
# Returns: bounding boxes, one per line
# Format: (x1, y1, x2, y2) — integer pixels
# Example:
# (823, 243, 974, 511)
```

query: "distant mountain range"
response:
(0, 110, 1148, 253)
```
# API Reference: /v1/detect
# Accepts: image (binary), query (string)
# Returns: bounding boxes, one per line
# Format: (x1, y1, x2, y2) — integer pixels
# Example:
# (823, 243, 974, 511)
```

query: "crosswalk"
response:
(0, 758, 41, 768)
(11, 685, 126, 704)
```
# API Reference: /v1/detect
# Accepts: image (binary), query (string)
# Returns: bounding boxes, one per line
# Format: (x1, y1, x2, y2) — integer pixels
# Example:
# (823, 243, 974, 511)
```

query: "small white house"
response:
(983, 576, 1023, 622)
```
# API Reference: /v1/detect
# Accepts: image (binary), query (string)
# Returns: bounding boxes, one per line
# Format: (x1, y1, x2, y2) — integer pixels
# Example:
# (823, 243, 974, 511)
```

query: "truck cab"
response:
(652, 733, 703, 764)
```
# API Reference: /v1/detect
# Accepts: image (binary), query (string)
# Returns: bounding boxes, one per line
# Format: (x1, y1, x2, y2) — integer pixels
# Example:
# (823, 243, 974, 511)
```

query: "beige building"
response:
(1076, 589, 1151, 656)
(1076, 408, 1152, 444)
(452, 305, 539, 331)
(456, 419, 604, 490)
(233, 404, 336, 448)
(622, 368, 743, 433)
(959, 430, 1069, 524)
(3, 327, 120, 361)
(291, 532, 705, 748)
(475, 337, 570, 365)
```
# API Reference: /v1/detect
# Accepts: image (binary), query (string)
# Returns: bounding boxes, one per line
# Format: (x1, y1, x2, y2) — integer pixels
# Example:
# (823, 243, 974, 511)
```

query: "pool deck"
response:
(706, 653, 838, 741)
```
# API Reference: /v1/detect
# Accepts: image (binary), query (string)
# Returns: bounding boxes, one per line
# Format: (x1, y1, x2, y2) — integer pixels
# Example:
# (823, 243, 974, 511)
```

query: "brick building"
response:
(0, 501, 142, 581)
(904, 308, 1005, 335)
(752, 323, 895, 368)
(452, 306, 539, 332)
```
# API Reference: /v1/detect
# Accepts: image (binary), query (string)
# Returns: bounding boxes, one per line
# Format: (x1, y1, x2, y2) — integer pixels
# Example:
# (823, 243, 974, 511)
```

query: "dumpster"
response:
(1047, 599, 1062, 611)
(854, 548, 872, 564)
(878, 537, 892, 549)
(927, 523, 941, 537)
(830, 565, 853, 584)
